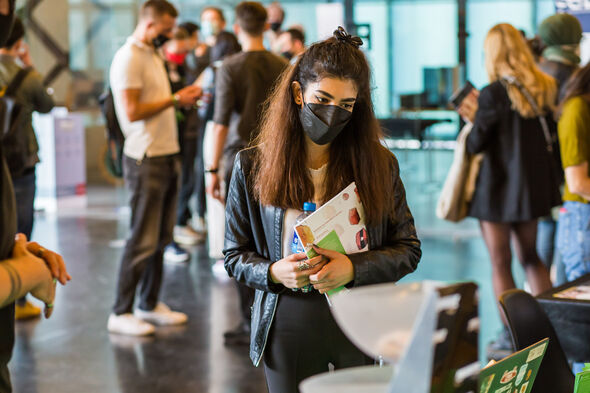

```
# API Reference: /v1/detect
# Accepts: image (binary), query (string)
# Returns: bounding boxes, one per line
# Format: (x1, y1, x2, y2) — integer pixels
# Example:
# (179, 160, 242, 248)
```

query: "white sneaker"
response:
(192, 216, 208, 233)
(164, 243, 190, 264)
(174, 225, 206, 245)
(134, 302, 188, 326)
(107, 313, 155, 336)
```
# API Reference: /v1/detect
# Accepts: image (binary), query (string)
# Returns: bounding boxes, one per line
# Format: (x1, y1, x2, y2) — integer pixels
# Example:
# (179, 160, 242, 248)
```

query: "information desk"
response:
(537, 274, 590, 362)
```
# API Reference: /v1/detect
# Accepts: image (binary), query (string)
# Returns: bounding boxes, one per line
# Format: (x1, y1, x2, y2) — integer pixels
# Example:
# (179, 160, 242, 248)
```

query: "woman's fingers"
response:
(311, 244, 341, 260)
(12, 233, 29, 258)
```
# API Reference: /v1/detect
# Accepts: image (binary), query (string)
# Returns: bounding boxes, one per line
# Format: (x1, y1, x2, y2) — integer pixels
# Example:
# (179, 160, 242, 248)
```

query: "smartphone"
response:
(449, 81, 475, 109)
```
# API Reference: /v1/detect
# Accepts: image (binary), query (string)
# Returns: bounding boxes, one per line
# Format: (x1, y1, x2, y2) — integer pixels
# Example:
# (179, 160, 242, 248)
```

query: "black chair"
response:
(499, 289, 574, 393)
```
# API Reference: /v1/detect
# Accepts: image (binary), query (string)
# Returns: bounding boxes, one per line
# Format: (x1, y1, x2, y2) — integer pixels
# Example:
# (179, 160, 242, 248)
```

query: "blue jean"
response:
(556, 201, 590, 373)
(556, 201, 590, 281)
(537, 216, 568, 286)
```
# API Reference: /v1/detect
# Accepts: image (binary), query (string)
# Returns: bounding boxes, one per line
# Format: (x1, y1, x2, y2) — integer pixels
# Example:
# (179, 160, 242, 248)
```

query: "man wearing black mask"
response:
(108, 0, 201, 336)
(265, 1, 285, 53)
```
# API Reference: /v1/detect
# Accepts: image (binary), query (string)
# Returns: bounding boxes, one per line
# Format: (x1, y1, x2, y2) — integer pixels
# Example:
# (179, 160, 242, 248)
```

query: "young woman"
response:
(465, 24, 560, 348)
(557, 64, 590, 283)
(223, 27, 421, 392)
(556, 63, 590, 374)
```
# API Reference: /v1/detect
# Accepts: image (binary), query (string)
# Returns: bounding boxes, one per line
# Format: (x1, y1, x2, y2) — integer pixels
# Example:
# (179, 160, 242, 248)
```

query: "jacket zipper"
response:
(255, 207, 283, 367)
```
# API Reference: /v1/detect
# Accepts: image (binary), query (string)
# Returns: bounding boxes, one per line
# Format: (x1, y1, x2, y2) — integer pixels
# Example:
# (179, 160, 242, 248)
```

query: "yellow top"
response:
(559, 96, 590, 203)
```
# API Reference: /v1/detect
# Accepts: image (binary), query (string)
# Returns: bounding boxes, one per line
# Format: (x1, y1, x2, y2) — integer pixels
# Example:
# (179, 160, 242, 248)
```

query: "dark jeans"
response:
(556, 201, 590, 374)
(537, 216, 567, 286)
(12, 167, 35, 239)
(194, 121, 206, 219)
(0, 304, 14, 393)
(176, 133, 198, 227)
(113, 154, 180, 315)
(12, 167, 35, 306)
(263, 291, 373, 393)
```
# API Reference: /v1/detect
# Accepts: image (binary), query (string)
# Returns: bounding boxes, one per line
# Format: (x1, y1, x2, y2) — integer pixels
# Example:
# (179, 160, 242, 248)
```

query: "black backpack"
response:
(98, 88, 125, 178)
(0, 67, 32, 177)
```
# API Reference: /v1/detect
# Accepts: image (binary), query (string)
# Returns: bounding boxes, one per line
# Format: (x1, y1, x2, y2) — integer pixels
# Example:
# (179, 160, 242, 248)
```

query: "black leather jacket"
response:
(223, 148, 422, 366)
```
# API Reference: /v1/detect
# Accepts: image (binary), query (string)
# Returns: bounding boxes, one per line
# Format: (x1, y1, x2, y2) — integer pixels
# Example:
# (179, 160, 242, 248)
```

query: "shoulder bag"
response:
(436, 122, 484, 222)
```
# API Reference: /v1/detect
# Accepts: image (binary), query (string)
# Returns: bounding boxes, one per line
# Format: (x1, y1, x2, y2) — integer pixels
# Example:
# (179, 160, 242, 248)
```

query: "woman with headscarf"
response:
(535, 13, 582, 287)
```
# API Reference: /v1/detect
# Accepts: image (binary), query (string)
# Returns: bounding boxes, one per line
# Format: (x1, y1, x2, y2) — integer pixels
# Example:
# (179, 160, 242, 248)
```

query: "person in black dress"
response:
(465, 23, 560, 350)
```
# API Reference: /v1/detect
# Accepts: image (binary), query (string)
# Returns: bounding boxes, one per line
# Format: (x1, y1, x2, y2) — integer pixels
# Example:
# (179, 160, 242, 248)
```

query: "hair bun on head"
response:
(333, 26, 363, 49)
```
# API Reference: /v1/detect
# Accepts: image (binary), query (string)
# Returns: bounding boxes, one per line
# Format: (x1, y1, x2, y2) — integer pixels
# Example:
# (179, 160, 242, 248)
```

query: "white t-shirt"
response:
(109, 37, 178, 160)
(281, 164, 328, 259)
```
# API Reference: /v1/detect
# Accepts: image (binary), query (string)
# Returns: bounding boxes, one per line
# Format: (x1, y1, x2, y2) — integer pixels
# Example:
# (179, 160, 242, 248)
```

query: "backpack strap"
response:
(501, 75, 554, 153)
(4, 67, 32, 97)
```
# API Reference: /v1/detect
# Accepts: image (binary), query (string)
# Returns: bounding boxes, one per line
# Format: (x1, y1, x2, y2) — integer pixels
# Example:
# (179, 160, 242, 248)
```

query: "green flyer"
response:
(574, 363, 590, 393)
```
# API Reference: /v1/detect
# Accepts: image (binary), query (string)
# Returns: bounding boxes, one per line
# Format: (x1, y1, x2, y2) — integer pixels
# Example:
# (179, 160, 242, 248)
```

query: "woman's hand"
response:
(309, 245, 354, 294)
(269, 253, 326, 289)
(12, 234, 56, 317)
(26, 241, 71, 285)
(457, 90, 480, 124)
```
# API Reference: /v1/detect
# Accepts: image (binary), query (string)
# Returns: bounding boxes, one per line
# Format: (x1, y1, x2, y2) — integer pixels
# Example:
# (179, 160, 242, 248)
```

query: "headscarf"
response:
(538, 13, 583, 65)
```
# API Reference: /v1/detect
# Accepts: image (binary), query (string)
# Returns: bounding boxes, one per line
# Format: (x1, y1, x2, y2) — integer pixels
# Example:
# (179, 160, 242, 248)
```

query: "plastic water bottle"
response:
(292, 202, 316, 254)
(291, 202, 316, 292)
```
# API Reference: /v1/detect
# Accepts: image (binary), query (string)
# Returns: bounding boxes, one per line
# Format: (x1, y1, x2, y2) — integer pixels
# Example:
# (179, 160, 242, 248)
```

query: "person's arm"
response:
(0, 235, 54, 310)
(466, 85, 499, 155)
(206, 63, 234, 201)
(27, 71, 55, 114)
(223, 153, 286, 292)
(206, 123, 228, 201)
(111, 49, 201, 123)
(565, 162, 590, 200)
(120, 85, 201, 123)
(559, 98, 590, 201)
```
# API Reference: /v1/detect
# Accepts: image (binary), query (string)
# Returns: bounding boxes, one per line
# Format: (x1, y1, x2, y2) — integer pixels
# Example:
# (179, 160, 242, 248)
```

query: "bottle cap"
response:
(303, 202, 316, 212)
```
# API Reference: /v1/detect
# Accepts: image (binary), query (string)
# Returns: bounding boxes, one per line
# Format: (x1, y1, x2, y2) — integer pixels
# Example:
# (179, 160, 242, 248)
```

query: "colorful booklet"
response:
(479, 338, 548, 393)
(553, 284, 590, 301)
(574, 363, 590, 393)
(294, 182, 368, 300)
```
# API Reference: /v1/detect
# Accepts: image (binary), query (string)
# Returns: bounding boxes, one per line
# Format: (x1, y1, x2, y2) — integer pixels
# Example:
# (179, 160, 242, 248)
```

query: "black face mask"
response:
(299, 102, 353, 145)
(152, 34, 170, 48)
(270, 22, 282, 32)
(281, 51, 294, 60)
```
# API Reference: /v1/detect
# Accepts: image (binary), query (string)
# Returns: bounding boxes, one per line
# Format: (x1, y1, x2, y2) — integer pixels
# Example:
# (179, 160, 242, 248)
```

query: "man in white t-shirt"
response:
(107, 0, 201, 336)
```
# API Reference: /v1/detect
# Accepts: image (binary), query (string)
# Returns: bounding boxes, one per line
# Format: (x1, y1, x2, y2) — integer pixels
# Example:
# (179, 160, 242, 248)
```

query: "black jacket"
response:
(466, 81, 561, 222)
(223, 148, 422, 366)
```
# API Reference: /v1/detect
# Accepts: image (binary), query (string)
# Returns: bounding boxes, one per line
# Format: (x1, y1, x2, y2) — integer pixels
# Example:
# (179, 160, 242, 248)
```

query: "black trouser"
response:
(194, 119, 206, 219)
(0, 304, 15, 393)
(263, 291, 373, 393)
(12, 167, 35, 306)
(176, 122, 198, 227)
(113, 154, 180, 315)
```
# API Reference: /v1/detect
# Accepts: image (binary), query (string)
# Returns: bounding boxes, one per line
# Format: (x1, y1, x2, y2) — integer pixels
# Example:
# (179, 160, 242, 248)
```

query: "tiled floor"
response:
(8, 148, 528, 392)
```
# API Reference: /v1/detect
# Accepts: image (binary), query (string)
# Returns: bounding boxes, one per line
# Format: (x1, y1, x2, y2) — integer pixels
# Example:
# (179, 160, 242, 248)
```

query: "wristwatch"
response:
(205, 167, 219, 174)
(171, 93, 180, 106)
